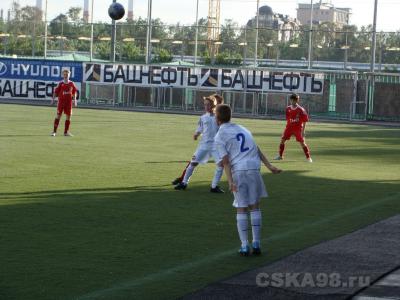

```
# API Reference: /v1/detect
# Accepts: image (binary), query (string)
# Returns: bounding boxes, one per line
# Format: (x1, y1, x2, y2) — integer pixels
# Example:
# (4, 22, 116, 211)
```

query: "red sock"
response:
(53, 118, 60, 133)
(302, 145, 311, 159)
(179, 162, 191, 181)
(279, 143, 285, 157)
(64, 120, 71, 134)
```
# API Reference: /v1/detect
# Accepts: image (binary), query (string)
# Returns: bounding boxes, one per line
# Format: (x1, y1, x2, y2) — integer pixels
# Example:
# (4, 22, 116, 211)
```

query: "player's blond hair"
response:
(210, 93, 224, 105)
(290, 93, 299, 102)
(203, 96, 217, 109)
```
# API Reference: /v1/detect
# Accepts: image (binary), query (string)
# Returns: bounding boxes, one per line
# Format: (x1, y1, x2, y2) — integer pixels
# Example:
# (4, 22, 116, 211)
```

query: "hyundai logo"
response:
(0, 61, 7, 76)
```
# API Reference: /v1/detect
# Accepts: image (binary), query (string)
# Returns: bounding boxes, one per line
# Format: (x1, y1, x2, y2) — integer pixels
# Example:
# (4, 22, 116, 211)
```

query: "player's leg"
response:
(52, 112, 62, 136)
(182, 161, 198, 184)
(174, 162, 197, 190)
(64, 114, 72, 136)
(210, 150, 224, 193)
(210, 162, 224, 193)
(64, 103, 73, 136)
(274, 137, 287, 160)
(232, 171, 251, 256)
(300, 141, 312, 162)
(248, 202, 262, 255)
(172, 161, 190, 185)
(236, 207, 250, 256)
(175, 147, 209, 190)
(52, 100, 64, 136)
(247, 170, 268, 255)
(295, 131, 312, 162)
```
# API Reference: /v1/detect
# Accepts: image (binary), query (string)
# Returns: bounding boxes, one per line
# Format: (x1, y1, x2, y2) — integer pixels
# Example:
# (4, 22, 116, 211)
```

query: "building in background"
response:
(247, 5, 300, 42)
(297, 0, 351, 27)
(128, 0, 134, 21)
(35, 0, 43, 20)
(83, 0, 89, 23)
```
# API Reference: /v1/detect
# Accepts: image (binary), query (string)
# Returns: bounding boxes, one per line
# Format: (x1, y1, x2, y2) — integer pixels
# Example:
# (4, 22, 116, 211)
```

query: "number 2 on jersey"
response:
(236, 133, 250, 152)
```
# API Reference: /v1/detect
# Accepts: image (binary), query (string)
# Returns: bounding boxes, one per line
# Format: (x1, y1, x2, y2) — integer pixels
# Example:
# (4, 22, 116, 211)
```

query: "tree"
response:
(67, 7, 82, 23)
(153, 48, 172, 63)
(122, 42, 144, 62)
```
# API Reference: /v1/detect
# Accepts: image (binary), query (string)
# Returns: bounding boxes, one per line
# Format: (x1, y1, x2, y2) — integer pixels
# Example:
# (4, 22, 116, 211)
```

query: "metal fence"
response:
(81, 69, 400, 122)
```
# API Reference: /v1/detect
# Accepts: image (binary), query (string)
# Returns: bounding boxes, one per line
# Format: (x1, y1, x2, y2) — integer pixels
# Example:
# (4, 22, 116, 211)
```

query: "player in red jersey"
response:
(51, 69, 78, 137)
(171, 94, 224, 187)
(274, 93, 312, 162)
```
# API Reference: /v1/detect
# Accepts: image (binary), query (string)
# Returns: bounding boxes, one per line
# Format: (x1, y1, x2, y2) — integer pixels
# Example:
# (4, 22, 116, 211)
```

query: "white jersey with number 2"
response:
(214, 123, 261, 172)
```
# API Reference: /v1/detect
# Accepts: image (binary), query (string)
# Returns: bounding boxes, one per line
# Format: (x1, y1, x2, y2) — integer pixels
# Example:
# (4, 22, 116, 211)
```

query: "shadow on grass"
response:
(0, 134, 50, 138)
(0, 171, 399, 300)
(144, 161, 189, 164)
(253, 127, 400, 146)
(315, 146, 400, 158)
(308, 127, 400, 142)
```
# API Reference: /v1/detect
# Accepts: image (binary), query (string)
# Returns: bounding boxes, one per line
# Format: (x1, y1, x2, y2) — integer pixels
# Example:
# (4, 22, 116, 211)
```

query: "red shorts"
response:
(282, 127, 304, 143)
(57, 99, 73, 116)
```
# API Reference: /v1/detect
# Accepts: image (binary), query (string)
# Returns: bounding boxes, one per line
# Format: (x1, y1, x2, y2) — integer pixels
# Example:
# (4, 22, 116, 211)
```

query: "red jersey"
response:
(55, 80, 77, 102)
(285, 105, 309, 129)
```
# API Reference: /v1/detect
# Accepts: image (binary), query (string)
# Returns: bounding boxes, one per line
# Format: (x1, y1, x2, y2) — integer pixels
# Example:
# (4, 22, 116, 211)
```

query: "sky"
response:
(1, 0, 399, 32)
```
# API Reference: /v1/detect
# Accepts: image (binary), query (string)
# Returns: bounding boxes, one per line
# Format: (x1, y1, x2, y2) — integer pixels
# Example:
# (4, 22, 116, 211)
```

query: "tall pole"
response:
(368, 0, 378, 116)
(110, 0, 117, 62)
(90, 0, 94, 61)
(145, 0, 153, 64)
(254, 0, 260, 66)
(344, 32, 348, 69)
(32, 18, 36, 56)
(243, 27, 247, 66)
(307, 0, 314, 69)
(44, 0, 48, 58)
(194, 0, 199, 66)
(60, 21, 64, 56)
(370, 0, 378, 72)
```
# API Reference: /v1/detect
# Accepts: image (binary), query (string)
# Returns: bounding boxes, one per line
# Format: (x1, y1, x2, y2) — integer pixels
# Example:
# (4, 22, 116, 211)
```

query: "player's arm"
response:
(51, 91, 57, 106)
(215, 138, 236, 191)
(72, 82, 78, 107)
(300, 110, 309, 137)
(221, 155, 237, 192)
(51, 90, 56, 105)
(194, 118, 203, 140)
(51, 83, 60, 105)
(258, 147, 282, 174)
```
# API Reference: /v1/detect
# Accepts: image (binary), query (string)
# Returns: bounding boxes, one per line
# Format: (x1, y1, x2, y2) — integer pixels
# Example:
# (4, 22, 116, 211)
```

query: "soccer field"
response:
(1, 104, 399, 300)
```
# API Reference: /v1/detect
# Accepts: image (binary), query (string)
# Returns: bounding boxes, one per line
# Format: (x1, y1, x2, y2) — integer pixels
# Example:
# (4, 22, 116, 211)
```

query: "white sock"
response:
(182, 164, 195, 184)
(211, 166, 223, 188)
(250, 210, 262, 244)
(236, 213, 248, 248)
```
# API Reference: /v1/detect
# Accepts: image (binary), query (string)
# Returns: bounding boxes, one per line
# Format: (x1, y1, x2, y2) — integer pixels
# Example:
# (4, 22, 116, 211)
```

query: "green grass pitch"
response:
(0, 104, 399, 299)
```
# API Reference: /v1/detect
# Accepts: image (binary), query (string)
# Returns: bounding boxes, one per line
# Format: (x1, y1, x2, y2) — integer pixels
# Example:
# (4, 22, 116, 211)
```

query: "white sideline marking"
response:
(376, 274, 400, 287)
(76, 192, 400, 300)
(353, 297, 398, 300)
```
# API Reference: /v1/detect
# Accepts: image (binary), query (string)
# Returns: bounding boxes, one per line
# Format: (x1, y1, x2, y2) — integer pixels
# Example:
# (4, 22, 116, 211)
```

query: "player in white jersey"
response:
(214, 104, 282, 256)
(172, 94, 224, 186)
(174, 96, 224, 193)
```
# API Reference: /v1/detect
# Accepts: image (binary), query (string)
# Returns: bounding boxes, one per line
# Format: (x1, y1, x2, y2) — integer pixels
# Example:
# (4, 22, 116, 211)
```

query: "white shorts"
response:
(192, 145, 220, 165)
(232, 169, 268, 208)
